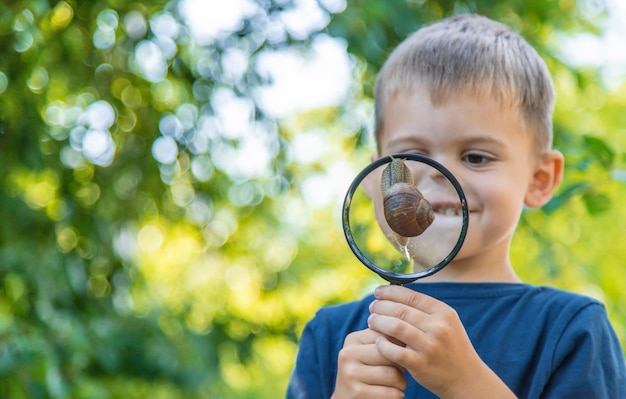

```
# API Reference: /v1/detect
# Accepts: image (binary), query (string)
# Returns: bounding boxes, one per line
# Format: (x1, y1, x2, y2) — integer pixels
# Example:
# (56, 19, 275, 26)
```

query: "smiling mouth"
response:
(431, 203, 463, 216)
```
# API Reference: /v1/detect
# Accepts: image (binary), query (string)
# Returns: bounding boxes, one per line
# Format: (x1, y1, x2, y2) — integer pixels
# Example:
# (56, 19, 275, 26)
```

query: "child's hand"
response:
(332, 328, 407, 399)
(367, 285, 516, 398)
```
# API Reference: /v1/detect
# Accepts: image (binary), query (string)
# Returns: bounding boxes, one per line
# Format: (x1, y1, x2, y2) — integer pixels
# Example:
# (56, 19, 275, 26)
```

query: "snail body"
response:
(381, 158, 435, 238)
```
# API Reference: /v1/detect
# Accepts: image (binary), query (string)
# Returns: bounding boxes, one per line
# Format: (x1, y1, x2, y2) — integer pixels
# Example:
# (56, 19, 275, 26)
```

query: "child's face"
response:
(376, 89, 539, 264)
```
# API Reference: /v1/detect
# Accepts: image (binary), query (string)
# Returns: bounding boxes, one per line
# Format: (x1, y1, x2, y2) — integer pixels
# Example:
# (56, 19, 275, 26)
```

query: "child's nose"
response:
(425, 156, 466, 192)
(426, 156, 455, 179)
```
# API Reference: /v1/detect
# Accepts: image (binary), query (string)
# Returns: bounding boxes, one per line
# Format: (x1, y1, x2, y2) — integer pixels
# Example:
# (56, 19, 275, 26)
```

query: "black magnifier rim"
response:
(342, 153, 469, 285)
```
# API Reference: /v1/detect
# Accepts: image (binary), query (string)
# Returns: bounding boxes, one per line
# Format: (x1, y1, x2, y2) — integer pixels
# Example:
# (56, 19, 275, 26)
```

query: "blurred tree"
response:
(0, 0, 624, 398)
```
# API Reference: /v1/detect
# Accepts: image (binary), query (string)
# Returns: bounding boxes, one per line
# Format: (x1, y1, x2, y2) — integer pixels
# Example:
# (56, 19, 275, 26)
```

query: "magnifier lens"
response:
(342, 154, 468, 284)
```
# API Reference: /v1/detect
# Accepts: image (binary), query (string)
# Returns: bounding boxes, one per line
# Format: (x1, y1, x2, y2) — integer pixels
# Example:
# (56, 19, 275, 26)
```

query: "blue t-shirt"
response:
(287, 282, 626, 398)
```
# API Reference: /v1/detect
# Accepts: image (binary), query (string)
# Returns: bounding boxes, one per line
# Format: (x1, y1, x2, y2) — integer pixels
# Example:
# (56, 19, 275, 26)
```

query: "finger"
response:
(359, 385, 406, 399)
(374, 285, 442, 313)
(344, 328, 385, 347)
(371, 290, 462, 341)
(351, 362, 407, 389)
(368, 313, 425, 346)
(335, 347, 407, 399)
(336, 345, 407, 394)
(334, 383, 406, 399)
(369, 299, 429, 329)
(339, 343, 393, 365)
(375, 335, 423, 372)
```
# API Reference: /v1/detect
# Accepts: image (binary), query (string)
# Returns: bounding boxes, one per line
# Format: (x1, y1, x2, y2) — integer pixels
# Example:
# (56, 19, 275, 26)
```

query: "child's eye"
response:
(463, 153, 491, 165)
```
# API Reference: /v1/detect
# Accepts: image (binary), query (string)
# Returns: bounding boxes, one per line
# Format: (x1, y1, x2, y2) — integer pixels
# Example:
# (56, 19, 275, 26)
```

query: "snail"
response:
(381, 158, 435, 239)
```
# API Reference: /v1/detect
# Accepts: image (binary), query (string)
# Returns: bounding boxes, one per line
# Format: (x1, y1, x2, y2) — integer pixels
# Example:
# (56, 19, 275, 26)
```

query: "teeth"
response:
(434, 206, 461, 216)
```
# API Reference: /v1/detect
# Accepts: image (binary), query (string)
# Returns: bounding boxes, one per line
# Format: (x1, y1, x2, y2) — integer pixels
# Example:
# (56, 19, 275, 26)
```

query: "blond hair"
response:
(375, 14, 555, 153)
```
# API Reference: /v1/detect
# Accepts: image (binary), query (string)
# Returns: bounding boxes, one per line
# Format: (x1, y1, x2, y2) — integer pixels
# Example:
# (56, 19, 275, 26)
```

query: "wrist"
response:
(438, 360, 517, 399)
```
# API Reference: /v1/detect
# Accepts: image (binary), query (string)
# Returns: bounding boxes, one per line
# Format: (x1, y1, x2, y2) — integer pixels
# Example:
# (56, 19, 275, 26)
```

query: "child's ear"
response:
(524, 150, 564, 208)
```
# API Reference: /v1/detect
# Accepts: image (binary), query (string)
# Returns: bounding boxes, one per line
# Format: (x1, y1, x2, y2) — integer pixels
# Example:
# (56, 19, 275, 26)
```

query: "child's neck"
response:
(417, 256, 521, 283)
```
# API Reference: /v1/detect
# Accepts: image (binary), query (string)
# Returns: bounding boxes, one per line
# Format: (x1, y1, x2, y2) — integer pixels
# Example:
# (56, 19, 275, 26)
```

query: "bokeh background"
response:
(1, 0, 625, 397)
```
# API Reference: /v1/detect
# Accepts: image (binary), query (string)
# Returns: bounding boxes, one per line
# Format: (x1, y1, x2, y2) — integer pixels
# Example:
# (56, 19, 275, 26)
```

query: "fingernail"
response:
(367, 314, 374, 327)
(369, 300, 377, 312)
(374, 286, 382, 298)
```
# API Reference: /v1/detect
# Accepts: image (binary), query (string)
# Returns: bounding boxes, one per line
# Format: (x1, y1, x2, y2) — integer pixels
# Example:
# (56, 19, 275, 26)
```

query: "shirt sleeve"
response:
(286, 314, 335, 399)
(542, 302, 626, 399)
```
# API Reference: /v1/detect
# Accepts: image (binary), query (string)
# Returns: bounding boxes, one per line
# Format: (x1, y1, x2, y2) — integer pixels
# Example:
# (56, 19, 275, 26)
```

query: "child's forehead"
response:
(381, 86, 525, 132)
(378, 87, 533, 149)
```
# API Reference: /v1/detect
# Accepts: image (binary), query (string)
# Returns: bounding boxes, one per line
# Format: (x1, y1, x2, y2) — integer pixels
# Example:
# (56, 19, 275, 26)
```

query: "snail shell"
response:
(381, 158, 435, 238)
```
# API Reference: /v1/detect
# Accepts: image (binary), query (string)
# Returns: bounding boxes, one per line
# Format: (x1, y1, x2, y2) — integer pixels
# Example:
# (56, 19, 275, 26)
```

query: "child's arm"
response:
(368, 285, 516, 399)
(540, 302, 626, 398)
(332, 328, 407, 399)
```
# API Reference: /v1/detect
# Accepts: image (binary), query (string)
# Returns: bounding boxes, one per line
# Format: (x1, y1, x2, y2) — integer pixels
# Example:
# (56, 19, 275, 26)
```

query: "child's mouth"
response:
(431, 203, 463, 216)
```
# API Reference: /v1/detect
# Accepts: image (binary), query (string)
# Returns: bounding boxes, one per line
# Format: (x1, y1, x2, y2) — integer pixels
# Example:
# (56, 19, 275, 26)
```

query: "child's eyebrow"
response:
(383, 135, 431, 149)
(385, 133, 507, 150)
(457, 135, 507, 148)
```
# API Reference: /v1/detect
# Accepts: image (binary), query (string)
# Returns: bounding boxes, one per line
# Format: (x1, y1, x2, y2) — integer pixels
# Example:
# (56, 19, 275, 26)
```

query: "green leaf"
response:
(542, 182, 588, 214)
(582, 191, 611, 215)
(583, 135, 614, 170)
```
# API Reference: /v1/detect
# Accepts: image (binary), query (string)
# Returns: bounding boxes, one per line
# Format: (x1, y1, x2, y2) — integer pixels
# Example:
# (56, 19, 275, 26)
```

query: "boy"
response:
(287, 14, 626, 398)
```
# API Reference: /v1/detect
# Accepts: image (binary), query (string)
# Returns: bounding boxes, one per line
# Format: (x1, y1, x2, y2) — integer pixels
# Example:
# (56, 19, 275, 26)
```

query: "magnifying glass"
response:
(342, 153, 469, 285)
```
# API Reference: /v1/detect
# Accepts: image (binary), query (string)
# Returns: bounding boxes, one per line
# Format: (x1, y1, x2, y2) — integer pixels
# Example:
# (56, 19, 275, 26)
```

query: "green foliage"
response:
(0, 0, 624, 397)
